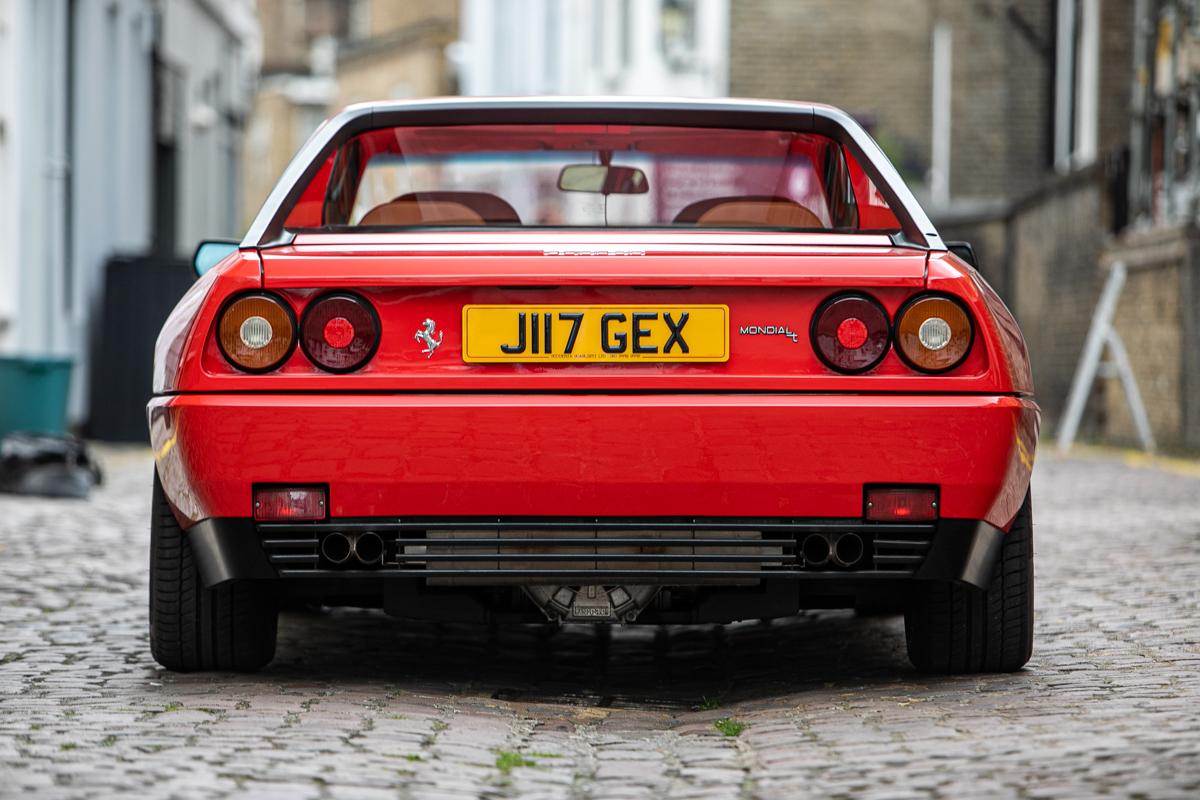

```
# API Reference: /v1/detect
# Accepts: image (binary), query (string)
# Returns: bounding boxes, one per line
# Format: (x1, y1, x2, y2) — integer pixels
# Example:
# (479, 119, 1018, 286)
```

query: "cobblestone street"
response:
(1, 447, 1198, 798)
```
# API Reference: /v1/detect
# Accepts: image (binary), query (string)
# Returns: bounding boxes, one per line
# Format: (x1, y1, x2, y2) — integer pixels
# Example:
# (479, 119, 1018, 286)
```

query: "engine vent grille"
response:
(258, 518, 937, 584)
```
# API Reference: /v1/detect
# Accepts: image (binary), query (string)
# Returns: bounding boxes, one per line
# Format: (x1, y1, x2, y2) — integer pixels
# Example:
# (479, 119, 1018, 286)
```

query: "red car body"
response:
(148, 98, 1038, 673)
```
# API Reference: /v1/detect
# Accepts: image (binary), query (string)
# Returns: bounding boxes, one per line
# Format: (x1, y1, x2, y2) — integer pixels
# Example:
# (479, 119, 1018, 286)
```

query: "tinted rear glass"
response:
(283, 124, 902, 233)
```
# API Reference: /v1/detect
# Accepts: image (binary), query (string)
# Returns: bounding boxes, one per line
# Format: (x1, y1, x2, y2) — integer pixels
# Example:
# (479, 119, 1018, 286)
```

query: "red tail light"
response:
(811, 293, 890, 373)
(300, 293, 380, 372)
(254, 487, 327, 521)
(865, 486, 938, 522)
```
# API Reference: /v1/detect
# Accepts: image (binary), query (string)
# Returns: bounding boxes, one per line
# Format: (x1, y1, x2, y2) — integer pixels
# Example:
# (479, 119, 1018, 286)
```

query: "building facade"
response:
(242, 0, 459, 228)
(243, 0, 729, 233)
(729, 0, 1130, 219)
(333, 0, 459, 109)
(0, 0, 259, 422)
(1095, 0, 1200, 451)
(457, 0, 728, 97)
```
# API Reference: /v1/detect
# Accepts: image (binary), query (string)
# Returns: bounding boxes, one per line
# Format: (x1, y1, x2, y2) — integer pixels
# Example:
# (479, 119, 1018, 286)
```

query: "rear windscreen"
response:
(282, 124, 903, 233)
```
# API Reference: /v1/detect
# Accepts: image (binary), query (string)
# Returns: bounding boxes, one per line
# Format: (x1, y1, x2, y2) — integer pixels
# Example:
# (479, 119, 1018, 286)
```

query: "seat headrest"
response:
(358, 191, 521, 226)
(674, 195, 825, 229)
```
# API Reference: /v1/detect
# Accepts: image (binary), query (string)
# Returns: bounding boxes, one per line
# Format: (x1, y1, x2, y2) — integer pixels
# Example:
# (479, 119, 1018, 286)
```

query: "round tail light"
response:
(300, 293, 380, 372)
(811, 293, 890, 373)
(894, 294, 973, 372)
(217, 293, 296, 372)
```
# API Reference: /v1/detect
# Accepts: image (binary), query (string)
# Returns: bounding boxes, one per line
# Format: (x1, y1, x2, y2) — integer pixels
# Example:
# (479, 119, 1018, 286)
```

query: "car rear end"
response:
(148, 99, 1038, 673)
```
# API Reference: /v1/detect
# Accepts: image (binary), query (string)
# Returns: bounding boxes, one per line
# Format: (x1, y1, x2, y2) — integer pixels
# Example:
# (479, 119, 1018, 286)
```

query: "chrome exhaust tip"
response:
(320, 531, 353, 565)
(352, 530, 385, 566)
(832, 532, 865, 568)
(802, 533, 831, 567)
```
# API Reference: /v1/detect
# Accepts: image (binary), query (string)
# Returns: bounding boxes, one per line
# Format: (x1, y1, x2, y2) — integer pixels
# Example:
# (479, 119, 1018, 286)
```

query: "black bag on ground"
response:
(0, 433, 103, 498)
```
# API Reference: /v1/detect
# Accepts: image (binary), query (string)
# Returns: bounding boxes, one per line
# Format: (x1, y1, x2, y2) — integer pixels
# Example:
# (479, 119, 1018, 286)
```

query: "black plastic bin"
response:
(88, 254, 194, 442)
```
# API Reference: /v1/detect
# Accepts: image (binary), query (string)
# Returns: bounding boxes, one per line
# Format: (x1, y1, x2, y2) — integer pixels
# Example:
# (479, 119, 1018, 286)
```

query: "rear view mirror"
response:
(192, 239, 239, 277)
(558, 164, 649, 195)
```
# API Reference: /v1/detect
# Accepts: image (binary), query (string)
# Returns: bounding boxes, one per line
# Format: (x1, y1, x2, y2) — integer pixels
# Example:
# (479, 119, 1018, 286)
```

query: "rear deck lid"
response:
(261, 231, 928, 288)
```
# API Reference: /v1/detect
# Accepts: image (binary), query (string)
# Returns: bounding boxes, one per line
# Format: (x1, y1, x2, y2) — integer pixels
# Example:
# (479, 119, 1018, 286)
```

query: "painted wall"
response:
(0, 0, 17, 352)
(457, 0, 729, 98)
(0, 0, 259, 423)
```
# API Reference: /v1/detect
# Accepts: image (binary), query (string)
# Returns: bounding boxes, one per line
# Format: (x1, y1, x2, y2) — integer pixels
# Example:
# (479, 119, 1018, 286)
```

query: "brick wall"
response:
(936, 215, 1010, 297)
(729, 0, 935, 183)
(1007, 167, 1109, 430)
(1101, 227, 1200, 451)
(729, 0, 1055, 202)
(1099, 0, 1134, 157)
(729, 1, 1130, 206)
(1001, 0, 1055, 199)
(258, 0, 349, 74)
(961, 184, 1200, 453)
(334, 42, 456, 108)
(359, 0, 458, 38)
(332, 3, 459, 107)
(1106, 262, 1183, 445)
(258, 0, 310, 74)
(940, 0, 1052, 202)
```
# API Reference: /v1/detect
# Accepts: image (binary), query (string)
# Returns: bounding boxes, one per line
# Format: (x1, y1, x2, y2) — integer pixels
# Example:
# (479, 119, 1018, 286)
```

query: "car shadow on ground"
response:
(240, 607, 956, 707)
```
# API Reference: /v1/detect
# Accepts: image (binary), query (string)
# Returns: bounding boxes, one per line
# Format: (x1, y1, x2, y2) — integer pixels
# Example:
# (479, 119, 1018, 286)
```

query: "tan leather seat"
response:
(358, 191, 520, 226)
(360, 199, 484, 226)
(674, 195, 825, 229)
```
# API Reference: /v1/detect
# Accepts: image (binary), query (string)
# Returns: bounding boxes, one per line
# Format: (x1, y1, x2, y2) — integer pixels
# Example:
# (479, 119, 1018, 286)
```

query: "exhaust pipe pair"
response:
(802, 532, 865, 568)
(321, 531, 385, 566)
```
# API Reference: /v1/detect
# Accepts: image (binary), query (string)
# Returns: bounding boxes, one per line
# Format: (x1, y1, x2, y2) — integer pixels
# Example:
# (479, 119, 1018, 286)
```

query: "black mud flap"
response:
(915, 520, 1004, 590)
(186, 519, 277, 587)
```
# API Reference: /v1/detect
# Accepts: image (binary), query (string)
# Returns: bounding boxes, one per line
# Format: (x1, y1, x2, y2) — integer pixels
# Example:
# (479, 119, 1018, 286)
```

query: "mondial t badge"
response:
(414, 318, 444, 358)
(738, 324, 800, 343)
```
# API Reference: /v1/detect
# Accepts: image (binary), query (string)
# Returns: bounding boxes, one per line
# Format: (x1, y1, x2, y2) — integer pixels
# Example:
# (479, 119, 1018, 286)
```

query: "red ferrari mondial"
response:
(149, 98, 1037, 674)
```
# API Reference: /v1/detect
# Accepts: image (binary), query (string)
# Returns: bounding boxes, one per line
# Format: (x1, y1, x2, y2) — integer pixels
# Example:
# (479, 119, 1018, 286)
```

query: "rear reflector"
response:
(254, 487, 326, 521)
(865, 487, 938, 522)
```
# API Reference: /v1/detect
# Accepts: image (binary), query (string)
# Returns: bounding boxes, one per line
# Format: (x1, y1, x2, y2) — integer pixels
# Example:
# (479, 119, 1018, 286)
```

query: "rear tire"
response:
(904, 492, 1034, 673)
(149, 471, 277, 671)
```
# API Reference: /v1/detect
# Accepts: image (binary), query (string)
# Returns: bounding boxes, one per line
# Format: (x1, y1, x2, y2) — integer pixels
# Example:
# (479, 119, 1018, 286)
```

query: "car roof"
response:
(337, 95, 838, 116)
(243, 96, 944, 252)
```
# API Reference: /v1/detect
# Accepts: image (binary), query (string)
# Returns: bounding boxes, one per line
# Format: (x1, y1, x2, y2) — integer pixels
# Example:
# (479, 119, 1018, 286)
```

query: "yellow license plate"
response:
(462, 304, 729, 363)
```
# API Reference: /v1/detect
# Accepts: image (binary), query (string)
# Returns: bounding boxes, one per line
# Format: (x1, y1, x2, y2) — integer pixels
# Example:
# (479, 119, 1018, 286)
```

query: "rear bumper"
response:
(148, 392, 1037, 529)
(186, 515, 1005, 591)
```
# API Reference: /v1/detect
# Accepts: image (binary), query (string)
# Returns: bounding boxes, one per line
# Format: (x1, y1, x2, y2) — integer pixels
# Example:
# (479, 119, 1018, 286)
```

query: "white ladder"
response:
(1056, 261, 1156, 454)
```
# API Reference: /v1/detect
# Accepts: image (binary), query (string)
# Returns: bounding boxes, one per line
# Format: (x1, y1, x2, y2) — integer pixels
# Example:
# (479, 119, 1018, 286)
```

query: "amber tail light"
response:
(217, 293, 296, 372)
(894, 294, 973, 373)
(810, 293, 890, 373)
(300, 293, 380, 373)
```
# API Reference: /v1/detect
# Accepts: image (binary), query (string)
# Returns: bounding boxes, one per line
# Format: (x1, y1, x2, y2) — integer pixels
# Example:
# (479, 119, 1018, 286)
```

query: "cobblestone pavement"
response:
(1, 447, 1199, 799)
